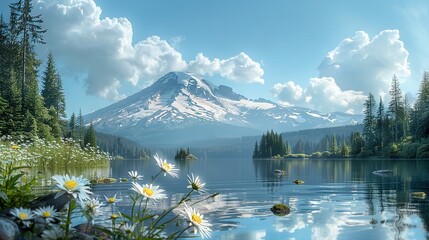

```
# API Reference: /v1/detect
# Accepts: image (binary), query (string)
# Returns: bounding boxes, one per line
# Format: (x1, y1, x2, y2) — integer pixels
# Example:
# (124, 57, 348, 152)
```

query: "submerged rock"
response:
(271, 203, 291, 216)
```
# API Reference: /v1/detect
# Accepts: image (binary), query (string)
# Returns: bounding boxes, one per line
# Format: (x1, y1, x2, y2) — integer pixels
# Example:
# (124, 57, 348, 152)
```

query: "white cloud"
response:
(318, 29, 410, 95)
(272, 81, 305, 106)
(189, 52, 265, 84)
(34, 0, 264, 100)
(272, 30, 410, 114)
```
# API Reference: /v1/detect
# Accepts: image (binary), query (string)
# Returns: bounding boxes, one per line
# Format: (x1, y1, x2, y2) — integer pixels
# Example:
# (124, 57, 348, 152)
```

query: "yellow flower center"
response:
(11, 145, 19, 150)
(18, 212, 28, 220)
(143, 187, 154, 197)
(191, 213, 202, 224)
(162, 162, 171, 171)
(64, 180, 78, 190)
(111, 214, 118, 219)
(42, 211, 51, 218)
(191, 182, 199, 190)
(108, 197, 115, 203)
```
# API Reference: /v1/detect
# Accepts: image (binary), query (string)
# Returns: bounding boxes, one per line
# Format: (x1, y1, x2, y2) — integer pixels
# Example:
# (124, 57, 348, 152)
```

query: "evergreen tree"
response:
(412, 71, 429, 139)
(388, 75, 405, 142)
(363, 93, 376, 154)
(9, 0, 46, 106)
(41, 53, 65, 119)
(68, 112, 76, 139)
(77, 109, 85, 147)
(253, 141, 259, 158)
(375, 97, 384, 153)
(84, 121, 96, 148)
(329, 133, 338, 155)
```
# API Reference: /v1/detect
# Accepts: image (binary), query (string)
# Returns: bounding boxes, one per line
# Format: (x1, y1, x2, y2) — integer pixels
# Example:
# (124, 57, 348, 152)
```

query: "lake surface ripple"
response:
(91, 158, 429, 240)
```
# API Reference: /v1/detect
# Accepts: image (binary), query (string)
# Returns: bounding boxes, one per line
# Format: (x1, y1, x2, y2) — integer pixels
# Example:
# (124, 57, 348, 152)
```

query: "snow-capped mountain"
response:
(85, 72, 363, 146)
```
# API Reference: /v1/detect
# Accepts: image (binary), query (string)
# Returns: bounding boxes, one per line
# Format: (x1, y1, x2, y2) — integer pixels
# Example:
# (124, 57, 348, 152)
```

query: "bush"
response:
(401, 142, 422, 158)
(416, 144, 429, 158)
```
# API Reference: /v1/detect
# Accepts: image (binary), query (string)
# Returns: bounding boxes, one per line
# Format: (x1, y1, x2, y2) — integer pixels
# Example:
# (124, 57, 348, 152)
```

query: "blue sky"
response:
(1, 0, 429, 116)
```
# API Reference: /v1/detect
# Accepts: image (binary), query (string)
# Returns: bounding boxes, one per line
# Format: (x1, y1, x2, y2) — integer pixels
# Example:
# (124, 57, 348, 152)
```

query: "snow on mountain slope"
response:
(85, 72, 363, 146)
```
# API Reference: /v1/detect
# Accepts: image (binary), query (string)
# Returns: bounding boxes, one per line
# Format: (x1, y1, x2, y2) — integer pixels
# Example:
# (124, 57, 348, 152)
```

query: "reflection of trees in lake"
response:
(253, 158, 429, 238)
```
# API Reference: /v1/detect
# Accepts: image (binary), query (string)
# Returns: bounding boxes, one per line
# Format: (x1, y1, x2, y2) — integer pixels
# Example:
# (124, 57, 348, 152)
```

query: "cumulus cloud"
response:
(33, 0, 263, 100)
(188, 52, 264, 84)
(272, 30, 410, 113)
(272, 81, 305, 106)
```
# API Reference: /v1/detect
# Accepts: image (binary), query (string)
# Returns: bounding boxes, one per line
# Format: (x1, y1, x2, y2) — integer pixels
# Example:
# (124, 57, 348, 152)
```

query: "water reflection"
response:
(85, 158, 429, 239)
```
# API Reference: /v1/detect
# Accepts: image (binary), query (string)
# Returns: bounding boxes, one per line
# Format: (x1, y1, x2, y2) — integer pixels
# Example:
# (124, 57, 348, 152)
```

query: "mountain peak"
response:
(85, 71, 363, 146)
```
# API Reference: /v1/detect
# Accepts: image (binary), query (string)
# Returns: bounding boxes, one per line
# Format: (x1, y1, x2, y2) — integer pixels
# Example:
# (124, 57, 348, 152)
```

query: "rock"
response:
(0, 217, 20, 240)
(270, 203, 290, 216)
(410, 192, 426, 199)
(293, 179, 304, 184)
(31, 192, 70, 211)
(74, 223, 111, 240)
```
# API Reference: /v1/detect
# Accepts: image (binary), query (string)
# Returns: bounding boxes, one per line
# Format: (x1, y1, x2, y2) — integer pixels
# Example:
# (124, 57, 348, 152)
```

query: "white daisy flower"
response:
(104, 193, 122, 204)
(128, 170, 143, 181)
(41, 225, 66, 240)
(52, 174, 91, 201)
(33, 205, 59, 224)
(187, 173, 207, 195)
(81, 197, 104, 219)
(180, 203, 212, 239)
(10, 207, 33, 227)
(154, 153, 179, 178)
(130, 182, 167, 203)
(120, 222, 136, 235)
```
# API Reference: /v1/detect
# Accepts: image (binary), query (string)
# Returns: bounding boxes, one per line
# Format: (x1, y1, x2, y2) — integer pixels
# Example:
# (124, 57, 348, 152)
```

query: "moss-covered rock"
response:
(410, 192, 426, 199)
(293, 179, 304, 185)
(271, 203, 291, 216)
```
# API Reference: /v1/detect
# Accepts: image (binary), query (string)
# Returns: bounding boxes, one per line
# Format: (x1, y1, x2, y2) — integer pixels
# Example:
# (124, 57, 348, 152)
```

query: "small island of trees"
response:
(175, 147, 197, 160)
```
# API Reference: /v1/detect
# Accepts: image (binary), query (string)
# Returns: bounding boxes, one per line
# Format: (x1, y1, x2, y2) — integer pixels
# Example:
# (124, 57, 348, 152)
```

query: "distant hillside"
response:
(96, 132, 151, 159)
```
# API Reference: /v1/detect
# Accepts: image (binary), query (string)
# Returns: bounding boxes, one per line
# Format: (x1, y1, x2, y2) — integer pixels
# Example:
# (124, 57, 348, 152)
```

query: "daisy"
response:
(52, 174, 91, 201)
(10, 207, 33, 227)
(130, 182, 167, 203)
(187, 173, 207, 195)
(41, 225, 66, 240)
(33, 205, 60, 224)
(180, 203, 212, 239)
(154, 153, 179, 178)
(128, 170, 143, 181)
(104, 193, 122, 204)
(120, 222, 136, 235)
(81, 197, 104, 219)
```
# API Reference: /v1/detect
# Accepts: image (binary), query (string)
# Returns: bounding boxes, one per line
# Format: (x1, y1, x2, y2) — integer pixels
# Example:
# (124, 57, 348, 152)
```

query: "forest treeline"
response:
(0, 0, 150, 159)
(254, 74, 429, 159)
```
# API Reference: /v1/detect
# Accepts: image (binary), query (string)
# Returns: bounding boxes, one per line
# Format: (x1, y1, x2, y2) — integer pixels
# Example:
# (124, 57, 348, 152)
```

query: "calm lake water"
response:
(91, 157, 429, 240)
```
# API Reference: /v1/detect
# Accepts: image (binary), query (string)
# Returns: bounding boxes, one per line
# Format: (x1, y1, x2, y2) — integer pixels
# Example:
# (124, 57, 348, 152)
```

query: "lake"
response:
(91, 157, 429, 240)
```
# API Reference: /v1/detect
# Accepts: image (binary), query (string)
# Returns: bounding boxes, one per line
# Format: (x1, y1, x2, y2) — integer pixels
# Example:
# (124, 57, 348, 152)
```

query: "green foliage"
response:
(416, 144, 429, 158)
(0, 161, 36, 210)
(84, 122, 97, 148)
(175, 147, 196, 160)
(253, 130, 289, 158)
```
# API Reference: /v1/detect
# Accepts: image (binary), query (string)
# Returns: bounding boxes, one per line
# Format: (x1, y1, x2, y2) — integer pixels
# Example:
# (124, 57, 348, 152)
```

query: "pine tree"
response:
(363, 93, 376, 154)
(253, 141, 259, 158)
(68, 112, 76, 139)
(375, 97, 384, 153)
(9, 0, 46, 106)
(412, 71, 429, 139)
(41, 53, 65, 118)
(84, 121, 97, 148)
(77, 109, 85, 147)
(388, 75, 405, 142)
